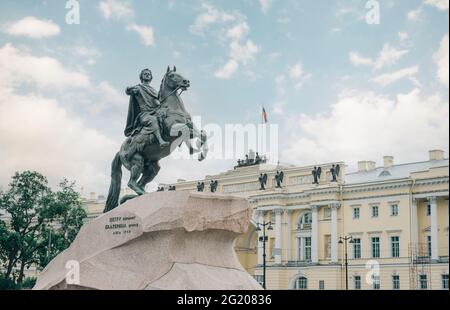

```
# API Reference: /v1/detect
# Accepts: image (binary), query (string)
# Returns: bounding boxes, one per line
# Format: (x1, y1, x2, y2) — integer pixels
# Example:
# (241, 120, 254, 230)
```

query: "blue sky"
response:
(0, 0, 448, 197)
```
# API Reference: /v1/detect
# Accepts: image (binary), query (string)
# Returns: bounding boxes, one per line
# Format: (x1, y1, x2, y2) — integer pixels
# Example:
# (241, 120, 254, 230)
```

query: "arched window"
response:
(297, 212, 312, 229)
(301, 212, 312, 224)
(293, 276, 308, 290)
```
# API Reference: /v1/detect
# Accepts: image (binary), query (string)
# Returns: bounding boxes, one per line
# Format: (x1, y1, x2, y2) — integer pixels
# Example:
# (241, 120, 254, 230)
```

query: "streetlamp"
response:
(339, 235, 354, 290)
(256, 221, 273, 289)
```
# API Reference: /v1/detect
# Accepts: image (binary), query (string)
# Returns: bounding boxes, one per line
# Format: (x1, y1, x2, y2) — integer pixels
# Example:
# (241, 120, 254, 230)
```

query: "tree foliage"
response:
(0, 171, 87, 289)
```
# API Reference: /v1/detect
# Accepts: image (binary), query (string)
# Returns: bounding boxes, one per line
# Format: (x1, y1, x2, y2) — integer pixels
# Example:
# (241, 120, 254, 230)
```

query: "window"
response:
(294, 277, 308, 290)
(390, 204, 399, 216)
(371, 205, 379, 218)
(302, 212, 312, 224)
(372, 275, 380, 290)
(319, 280, 325, 290)
(354, 276, 361, 290)
(323, 207, 331, 220)
(427, 236, 432, 258)
(392, 275, 400, 290)
(426, 204, 431, 216)
(442, 274, 449, 289)
(391, 236, 400, 258)
(298, 212, 312, 230)
(419, 274, 428, 290)
(353, 207, 360, 219)
(304, 237, 311, 261)
(325, 236, 331, 259)
(371, 237, 380, 258)
(353, 238, 361, 259)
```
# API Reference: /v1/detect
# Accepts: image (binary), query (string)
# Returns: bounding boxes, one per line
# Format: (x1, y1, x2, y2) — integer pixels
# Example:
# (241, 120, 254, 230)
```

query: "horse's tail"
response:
(104, 153, 122, 213)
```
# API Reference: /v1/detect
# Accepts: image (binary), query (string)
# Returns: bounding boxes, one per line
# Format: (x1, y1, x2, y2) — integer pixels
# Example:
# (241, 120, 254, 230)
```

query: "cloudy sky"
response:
(0, 0, 448, 197)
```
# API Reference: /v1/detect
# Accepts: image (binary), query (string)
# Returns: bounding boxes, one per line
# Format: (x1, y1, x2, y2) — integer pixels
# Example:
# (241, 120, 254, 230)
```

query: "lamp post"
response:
(339, 235, 354, 290)
(256, 221, 273, 289)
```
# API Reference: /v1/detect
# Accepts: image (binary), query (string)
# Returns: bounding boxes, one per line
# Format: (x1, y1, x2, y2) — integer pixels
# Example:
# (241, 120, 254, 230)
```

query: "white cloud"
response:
(349, 52, 374, 66)
(126, 24, 155, 47)
(229, 40, 259, 65)
(398, 31, 409, 41)
(349, 44, 409, 70)
(99, 0, 133, 19)
(374, 44, 409, 70)
(0, 45, 118, 193)
(371, 66, 419, 87)
(272, 101, 286, 115)
(90, 81, 126, 114)
(433, 34, 449, 87)
(227, 22, 249, 41)
(74, 46, 101, 65)
(74, 46, 101, 58)
(287, 62, 312, 88)
(407, 8, 422, 21)
(289, 63, 305, 79)
(259, 0, 275, 13)
(189, 3, 237, 35)
(4, 16, 60, 38)
(282, 89, 449, 169)
(190, 3, 259, 79)
(0, 43, 90, 89)
(425, 0, 449, 10)
(214, 59, 239, 79)
(0, 87, 117, 194)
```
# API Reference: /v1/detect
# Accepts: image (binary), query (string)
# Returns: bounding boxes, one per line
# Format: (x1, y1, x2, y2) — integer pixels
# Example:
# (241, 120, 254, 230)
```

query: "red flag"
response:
(262, 107, 268, 124)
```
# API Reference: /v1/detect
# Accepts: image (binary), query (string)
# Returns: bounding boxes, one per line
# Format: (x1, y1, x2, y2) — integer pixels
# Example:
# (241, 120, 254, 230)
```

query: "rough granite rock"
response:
(33, 191, 262, 290)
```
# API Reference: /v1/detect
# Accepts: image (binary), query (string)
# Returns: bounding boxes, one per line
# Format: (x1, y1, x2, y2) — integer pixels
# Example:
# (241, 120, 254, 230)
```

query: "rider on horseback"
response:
(124, 68, 169, 160)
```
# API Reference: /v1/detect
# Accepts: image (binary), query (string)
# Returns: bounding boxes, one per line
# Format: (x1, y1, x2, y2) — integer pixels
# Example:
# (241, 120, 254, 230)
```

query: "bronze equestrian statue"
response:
(104, 67, 208, 212)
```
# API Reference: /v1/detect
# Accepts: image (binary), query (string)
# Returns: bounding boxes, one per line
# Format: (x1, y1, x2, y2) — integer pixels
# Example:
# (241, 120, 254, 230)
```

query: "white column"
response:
(411, 199, 419, 246)
(285, 210, 292, 262)
(311, 205, 319, 264)
(257, 210, 264, 265)
(274, 208, 282, 265)
(297, 237, 302, 261)
(429, 197, 439, 260)
(331, 203, 340, 263)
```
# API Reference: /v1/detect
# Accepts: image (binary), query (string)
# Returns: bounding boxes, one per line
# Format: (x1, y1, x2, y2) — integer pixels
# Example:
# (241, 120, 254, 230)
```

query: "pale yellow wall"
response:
(342, 196, 412, 260)
(172, 157, 449, 290)
(438, 199, 449, 257)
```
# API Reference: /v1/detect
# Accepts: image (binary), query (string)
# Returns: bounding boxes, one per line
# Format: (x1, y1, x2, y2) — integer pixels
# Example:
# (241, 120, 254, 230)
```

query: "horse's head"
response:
(162, 66, 190, 92)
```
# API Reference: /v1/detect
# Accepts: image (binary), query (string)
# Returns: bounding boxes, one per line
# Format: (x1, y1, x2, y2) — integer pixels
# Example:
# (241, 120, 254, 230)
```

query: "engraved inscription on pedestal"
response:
(105, 216, 140, 236)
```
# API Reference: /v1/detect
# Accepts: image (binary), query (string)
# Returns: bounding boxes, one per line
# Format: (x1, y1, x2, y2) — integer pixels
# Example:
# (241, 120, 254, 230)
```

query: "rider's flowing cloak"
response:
(124, 84, 160, 137)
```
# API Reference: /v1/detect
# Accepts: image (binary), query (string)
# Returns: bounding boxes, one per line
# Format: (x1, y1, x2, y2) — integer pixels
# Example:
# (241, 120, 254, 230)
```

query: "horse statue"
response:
(104, 66, 208, 213)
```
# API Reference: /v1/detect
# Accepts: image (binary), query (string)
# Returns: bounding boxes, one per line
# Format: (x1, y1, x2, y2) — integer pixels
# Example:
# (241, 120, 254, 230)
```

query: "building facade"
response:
(171, 150, 449, 290)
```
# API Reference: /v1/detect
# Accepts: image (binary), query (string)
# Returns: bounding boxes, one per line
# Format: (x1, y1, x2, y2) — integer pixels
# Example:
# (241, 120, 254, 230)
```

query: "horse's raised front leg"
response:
(138, 161, 160, 190)
(128, 153, 145, 195)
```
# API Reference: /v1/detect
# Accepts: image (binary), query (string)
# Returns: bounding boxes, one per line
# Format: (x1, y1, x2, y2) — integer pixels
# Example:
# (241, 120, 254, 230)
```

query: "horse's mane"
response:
(159, 72, 168, 100)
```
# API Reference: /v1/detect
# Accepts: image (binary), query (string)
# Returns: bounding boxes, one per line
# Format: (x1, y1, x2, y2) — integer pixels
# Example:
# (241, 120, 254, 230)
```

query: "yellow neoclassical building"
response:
(168, 149, 449, 290)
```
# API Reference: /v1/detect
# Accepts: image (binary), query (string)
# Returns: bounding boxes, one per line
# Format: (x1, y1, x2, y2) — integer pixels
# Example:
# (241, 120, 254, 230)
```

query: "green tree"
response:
(0, 171, 87, 289)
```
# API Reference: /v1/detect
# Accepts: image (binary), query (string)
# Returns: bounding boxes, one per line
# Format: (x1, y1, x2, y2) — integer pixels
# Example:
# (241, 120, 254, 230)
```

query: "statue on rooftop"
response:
(210, 180, 218, 193)
(258, 173, 268, 190)
(312, 166, 322, 185)
(197, 181, 205, 192)
(275, 170, 284, 188)
(330, 164, 341, 182)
